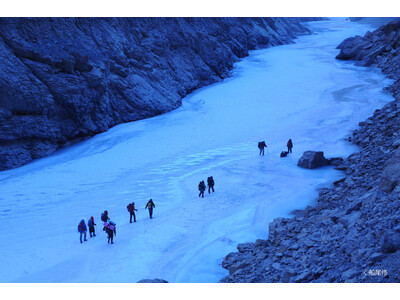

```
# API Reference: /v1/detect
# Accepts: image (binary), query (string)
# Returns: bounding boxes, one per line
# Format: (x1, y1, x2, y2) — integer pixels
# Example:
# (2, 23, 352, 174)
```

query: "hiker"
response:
(88, 216, 96, 237)
(280, 151, 289, 158)
(258, 141, 267, 155)
(198, 181, 206, 198)
(101, 210, 110, 230)
(145, 199, 155, 219)
(287, 139, 293, 153)
(77, 219, 87, 243)
(104, 221, 116, 244)
(127, 202, 138, 223)
(207, 176, 215, 194)
(101, 210, 110, 222)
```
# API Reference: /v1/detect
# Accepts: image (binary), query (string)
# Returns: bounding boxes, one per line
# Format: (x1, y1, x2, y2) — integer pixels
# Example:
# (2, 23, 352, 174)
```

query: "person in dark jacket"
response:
(105, 221, 116, 244)
(88, 216, 96, 237)
(78, 219, 87, 243)
(258, 141, 267, 155)
(198, 181, 206, 198)
(101, 210, 110, 231)
(127, 202, 138, 223)
(145, 199, 155, 219)
(287, 139, 293, 153)
(207, 176, 215, 194)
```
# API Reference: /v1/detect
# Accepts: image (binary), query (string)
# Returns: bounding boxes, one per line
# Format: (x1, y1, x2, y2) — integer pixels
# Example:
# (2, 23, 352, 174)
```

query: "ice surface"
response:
(0, 18, 394, 283)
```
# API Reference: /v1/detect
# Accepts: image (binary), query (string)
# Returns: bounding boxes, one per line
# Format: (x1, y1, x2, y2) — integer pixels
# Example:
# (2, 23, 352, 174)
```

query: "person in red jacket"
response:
(287, 139, 293, 153)
(127, 202, 138, 223)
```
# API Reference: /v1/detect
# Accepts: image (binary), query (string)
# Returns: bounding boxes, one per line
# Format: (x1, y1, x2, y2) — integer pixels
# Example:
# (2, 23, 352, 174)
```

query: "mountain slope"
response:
(0, 17, 311, 171)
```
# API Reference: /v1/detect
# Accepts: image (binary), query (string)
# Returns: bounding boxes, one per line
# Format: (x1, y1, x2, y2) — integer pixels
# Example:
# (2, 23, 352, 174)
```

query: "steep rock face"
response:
(349, 17, 400, 28)
(336, 21, 400, 99)
(0, 17, 311, 171)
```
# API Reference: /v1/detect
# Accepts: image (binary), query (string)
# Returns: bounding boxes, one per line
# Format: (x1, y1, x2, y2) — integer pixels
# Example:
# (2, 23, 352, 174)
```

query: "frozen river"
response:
(0, 18, 394, 282)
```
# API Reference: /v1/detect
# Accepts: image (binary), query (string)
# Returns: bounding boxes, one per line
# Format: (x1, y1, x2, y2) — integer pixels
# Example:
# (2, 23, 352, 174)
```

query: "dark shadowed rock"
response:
(137, 278, 168, 283)
(341, 267, 362, 281)
(237, 242, 255, 253)
(370, 252, 387, 262)
(0, 17, 311, 171)
(382, 232, 400, 253)
(380, 149, 400, 193)
(297, 151, 328, 169)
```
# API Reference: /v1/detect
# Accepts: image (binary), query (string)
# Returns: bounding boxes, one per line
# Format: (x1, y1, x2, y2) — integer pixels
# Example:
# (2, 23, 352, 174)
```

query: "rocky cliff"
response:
(221, 21, 400, 283)
(0, 17, 311, 171)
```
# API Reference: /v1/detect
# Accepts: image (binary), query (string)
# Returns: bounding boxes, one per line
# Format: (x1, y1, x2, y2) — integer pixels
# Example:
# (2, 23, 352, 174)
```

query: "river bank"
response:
(220, 20, 400, 283)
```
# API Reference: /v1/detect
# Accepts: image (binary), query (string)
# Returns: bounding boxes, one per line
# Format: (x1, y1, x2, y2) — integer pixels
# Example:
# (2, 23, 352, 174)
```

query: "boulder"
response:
(237, 242, 255, 253)
(345, 200, 363, 215)
(380, 149, 400, 193)
(381, 232, 400, 253)
(254, 239, 268, 248)
(370, 252, 386, 262)
(297, 151, 329, 169)
(228, 259, 252, 275)
(294, 271, 313, 283)
(393, 139, 400, 148)
(341, 267, 361, 281)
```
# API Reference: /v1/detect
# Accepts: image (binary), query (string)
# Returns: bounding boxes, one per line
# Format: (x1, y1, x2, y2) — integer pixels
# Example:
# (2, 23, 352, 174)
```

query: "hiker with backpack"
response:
(207, 176, 215, 194)
(101, 210, 110, 230)
(77, 219, 87, 243)
(127, 202, 138, 223)
(145, 199, 155, 219)
(258, 141, 267, 156)
(104, 221, 116, 244)
(198, 180, 206, 198)
(88, 216, 96, 237)
(287, 139, 293, 153)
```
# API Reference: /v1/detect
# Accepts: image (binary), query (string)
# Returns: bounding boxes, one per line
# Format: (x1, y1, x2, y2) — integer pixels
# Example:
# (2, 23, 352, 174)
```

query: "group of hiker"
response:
(198, 176, 215, 198)
(77, 199, 156, 244)
(77, 216, 97, 243)
(77, 139, 293, 244)
(258, 139, 293, 158)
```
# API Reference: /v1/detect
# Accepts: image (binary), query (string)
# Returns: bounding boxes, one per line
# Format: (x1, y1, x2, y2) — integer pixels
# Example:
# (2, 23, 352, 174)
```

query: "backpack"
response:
(78, 221, 85, 232)
(101, 213, 108, 222)
(88, 219, 93, 227)
(280, 151, 288, 158)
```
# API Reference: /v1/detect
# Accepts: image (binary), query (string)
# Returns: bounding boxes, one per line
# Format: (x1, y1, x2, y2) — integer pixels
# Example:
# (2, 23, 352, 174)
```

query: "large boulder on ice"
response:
(297, 151, 328, 169)
(380, 149, 400, 193)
